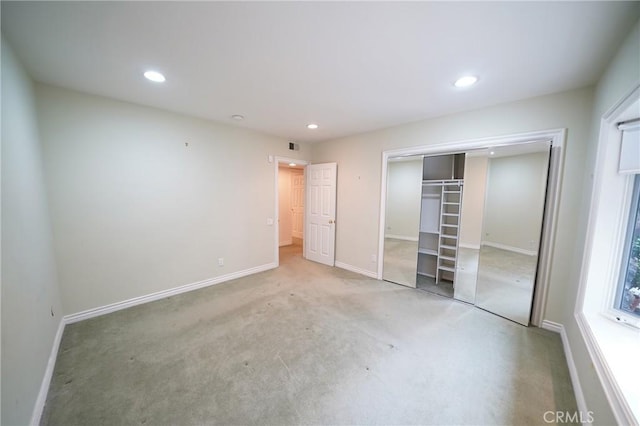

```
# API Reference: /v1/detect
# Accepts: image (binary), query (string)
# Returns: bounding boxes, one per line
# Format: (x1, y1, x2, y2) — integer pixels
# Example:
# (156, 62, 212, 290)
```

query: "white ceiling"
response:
(2, 1, 639, 143)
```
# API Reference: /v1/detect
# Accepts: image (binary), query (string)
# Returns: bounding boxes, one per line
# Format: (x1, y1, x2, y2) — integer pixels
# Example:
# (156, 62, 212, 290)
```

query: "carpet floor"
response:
(40, 242, 577, 425)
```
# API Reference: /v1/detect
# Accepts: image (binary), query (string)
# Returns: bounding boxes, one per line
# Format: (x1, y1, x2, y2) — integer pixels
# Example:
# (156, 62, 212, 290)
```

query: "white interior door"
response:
(305, 163, 337, 266)
(291, 170, 304, 239)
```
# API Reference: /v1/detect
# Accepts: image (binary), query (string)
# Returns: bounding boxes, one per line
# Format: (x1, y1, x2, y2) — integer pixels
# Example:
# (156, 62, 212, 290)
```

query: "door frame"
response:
(274, 156, 309, 267)
(377, 128, 566, 327)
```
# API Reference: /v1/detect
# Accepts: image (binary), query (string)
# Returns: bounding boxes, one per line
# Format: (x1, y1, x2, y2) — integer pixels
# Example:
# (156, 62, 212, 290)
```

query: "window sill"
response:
(577, 311, 640, 424)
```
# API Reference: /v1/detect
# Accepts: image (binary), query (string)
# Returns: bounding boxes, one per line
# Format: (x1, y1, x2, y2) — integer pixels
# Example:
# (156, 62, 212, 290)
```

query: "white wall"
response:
(459, 155, 487, 248)
(35, 84, 309, 315)
(278, 167, 293, 246)
(1, 39, 64, 426)
(385, 158, 422, 240)
(482, 152, 548, 253)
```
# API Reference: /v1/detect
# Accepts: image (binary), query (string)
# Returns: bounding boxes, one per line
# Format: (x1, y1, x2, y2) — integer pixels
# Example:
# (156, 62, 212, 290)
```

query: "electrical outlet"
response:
(371, 254, 377, 263)
(218, 257, 224, 267)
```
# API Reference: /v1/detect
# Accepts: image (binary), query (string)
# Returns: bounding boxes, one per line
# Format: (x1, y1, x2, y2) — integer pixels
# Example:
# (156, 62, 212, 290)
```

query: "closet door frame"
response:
(377, 128, 566, 327)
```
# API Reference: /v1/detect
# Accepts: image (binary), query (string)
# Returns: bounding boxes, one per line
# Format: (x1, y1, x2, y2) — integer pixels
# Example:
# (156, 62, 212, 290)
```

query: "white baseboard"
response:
(541, 320, 589, 423)
(541, 319, 563, 333)
(30, 318, 66, 426)
(335, 261, 378, 279)
(385, 234, 419, 242)
(459, 242, 480, 250)
(279, 239, 292, 247)
(482, 241, 537, 256)
(65, 262, 277, 324)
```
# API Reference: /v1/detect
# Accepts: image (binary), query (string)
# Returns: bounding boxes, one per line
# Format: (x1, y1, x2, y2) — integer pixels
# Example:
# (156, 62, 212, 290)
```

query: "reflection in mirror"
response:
(455, 154, 488, 304)
(382, 156, 423, 287)
(474, 142, 551, 325)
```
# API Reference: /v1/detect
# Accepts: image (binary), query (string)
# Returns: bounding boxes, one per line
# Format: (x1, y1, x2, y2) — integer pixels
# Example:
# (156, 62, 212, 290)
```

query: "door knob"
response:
(329, 219, 335, 224)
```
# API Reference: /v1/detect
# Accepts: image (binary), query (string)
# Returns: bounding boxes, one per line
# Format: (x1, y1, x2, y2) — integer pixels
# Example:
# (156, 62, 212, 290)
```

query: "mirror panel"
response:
(454, 154, 488, 303)
(474, 144, 551, 325)
(382, 156, 423, 287)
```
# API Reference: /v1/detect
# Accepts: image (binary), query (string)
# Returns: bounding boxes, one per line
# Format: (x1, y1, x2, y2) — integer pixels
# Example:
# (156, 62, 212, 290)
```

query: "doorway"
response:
(275, 157, 308, 266)
(278, 164, 304, 260)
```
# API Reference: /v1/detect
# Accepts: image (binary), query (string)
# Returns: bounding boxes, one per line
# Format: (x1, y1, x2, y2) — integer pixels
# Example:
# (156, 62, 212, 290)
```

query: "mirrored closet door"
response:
(474, 142, 551, 325)
(455, 153, 488, 304)
(382, 141, 552, 326)
(382, 156, 423, 288)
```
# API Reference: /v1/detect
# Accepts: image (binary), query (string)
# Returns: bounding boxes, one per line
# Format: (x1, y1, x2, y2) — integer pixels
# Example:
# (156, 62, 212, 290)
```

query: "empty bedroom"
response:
(2, 2, 639, 425)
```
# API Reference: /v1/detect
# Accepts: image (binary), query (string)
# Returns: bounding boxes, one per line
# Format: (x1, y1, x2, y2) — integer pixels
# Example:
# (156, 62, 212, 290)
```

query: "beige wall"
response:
(459, 156, 487, 248)
(35, 84, 310, 315)
(385, 158, 422, 240)
(1, 39, 64, 425)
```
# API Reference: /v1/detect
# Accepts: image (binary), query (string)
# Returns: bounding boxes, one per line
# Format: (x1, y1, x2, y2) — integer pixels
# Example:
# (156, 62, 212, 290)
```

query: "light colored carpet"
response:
(40, 242, 577, 425)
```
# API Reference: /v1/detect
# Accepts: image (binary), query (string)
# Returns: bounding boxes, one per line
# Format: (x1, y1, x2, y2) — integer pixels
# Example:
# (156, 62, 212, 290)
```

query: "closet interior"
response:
(417, 154, 465, 293)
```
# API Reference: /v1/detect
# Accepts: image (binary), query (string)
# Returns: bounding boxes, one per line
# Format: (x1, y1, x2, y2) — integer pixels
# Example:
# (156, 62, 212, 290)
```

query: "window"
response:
(576, 88, 640, 424)
(612, 119, 640, 324)
(616, 175, 640, 319)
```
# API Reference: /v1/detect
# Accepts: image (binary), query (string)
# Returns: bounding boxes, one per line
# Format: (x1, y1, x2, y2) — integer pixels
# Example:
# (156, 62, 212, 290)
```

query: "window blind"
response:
(619, 120, 640, 174)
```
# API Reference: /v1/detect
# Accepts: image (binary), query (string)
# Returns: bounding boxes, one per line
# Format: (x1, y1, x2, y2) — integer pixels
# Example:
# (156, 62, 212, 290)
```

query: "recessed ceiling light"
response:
(454, 75, 478, 88)
(306, 123, 319, 130)
(231, 115, 244, 121)
(143, 70, 166, 83)
(490, 151, 495, 156)
(289, 162, 297, 167)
